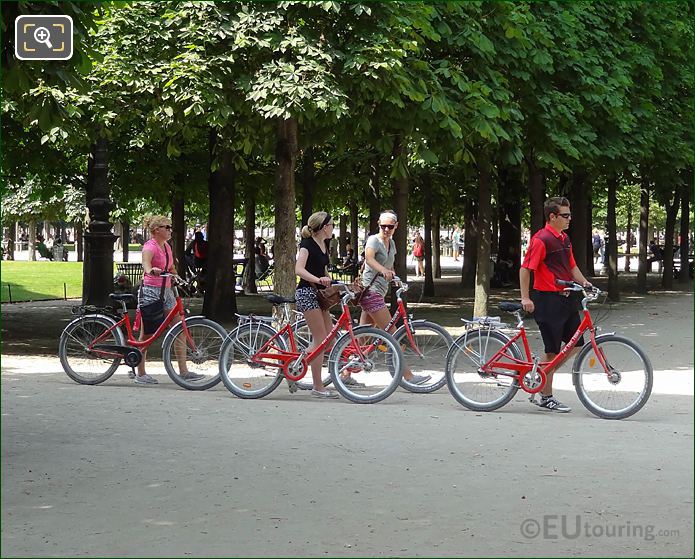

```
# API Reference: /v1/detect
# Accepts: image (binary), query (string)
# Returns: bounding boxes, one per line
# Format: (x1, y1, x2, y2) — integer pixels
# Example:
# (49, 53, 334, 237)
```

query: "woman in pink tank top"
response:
(134, 215, 204, 385)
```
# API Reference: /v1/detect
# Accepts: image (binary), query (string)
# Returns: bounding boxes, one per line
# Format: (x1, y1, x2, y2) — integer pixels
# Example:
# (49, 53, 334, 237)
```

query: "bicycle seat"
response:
(265, 294, 295, 305)
(499, 301, 523, 313)
(109, 293, 135, 303)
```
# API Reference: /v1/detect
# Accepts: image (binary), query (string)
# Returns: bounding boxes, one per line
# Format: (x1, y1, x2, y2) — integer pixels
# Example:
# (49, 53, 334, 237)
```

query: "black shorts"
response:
(531, 291, 584, 355)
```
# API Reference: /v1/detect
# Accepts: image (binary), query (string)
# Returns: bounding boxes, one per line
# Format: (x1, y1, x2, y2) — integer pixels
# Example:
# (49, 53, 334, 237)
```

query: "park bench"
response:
(115, 262, 143, 295)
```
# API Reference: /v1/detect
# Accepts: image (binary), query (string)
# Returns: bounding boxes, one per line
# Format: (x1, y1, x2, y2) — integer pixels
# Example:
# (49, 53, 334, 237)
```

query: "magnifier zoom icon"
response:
(33, 26, 53, 49)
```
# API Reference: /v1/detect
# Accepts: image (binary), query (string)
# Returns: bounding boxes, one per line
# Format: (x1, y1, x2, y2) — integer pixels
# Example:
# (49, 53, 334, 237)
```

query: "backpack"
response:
(413, 243, 424, 257)
(193, 239, 208, 260)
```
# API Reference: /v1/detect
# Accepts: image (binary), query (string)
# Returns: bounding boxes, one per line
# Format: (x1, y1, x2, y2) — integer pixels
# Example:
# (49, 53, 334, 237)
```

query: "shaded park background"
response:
(2, 1, 693, 319)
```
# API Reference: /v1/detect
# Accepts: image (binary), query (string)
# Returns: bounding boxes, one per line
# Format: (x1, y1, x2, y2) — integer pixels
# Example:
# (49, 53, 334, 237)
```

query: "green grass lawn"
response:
(1, 261, 85, 303)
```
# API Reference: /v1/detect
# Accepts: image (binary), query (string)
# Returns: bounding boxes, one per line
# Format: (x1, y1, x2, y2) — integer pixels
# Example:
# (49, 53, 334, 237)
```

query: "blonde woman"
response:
(295, 211, 339, 398)
(359, 211, 430, 385)
(135, 215, 204, 385)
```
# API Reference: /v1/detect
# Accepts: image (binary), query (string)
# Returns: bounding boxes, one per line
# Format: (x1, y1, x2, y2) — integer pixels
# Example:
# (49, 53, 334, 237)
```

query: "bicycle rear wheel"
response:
(393, 320, 452, 393)
(162, 318, 226, 390)
(291, 319, 334, 390)
(572, 335, 653, 419)
(328, 326, 403, 403)
(445, 329, 521, 411)
(59, 315, 125, 385)
(219, 322, 287, 398)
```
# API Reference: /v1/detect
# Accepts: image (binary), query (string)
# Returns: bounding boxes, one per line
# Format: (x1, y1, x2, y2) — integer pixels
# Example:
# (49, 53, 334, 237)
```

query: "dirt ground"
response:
(1, 273, 693, 557)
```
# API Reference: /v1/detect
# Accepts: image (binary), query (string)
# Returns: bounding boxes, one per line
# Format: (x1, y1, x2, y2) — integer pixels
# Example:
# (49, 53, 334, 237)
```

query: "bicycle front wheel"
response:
(291, 319, 333, 390)
(328, 326, 403, 403)
(572, 335, 653, 419)
(445, 329, 521, 411)
(162, 318, 227, 391)
(59, 315, 125, 385)
(219, 322, 287, 398)
(393, 320, 453, 393)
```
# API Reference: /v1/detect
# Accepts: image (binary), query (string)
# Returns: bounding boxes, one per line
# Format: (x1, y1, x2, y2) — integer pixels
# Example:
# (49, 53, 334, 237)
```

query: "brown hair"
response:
(544, 197, 570, 222)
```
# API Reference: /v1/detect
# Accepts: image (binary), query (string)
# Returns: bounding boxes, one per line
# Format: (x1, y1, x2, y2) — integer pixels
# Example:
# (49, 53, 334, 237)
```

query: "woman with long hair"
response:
(294, 211, 340, 398)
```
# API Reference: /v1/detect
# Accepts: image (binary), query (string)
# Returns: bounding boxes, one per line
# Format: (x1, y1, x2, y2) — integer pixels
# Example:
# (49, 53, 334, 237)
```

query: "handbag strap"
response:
(160, 244, 170, 301)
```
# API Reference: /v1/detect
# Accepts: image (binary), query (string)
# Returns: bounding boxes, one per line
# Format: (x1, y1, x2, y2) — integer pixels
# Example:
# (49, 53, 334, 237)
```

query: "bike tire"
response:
(162, 318, 226, 391)
(328, 326, 403, 403)
(572, 334, 653, 419)
(59, 314, 125, 385)
(445, 329, 521, 411)
(219, 322, 287, 399)
(393, 320, 453, 393)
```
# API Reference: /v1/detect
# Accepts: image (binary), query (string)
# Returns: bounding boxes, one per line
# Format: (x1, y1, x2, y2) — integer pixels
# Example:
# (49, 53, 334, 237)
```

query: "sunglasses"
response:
(380, 224, 396, 230)
(159, 225, 172, 230)
(556, 213, 571, 218)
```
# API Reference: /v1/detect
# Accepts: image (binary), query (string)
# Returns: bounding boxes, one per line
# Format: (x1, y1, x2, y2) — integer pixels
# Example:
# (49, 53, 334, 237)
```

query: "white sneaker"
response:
(134, 374, 158, 385)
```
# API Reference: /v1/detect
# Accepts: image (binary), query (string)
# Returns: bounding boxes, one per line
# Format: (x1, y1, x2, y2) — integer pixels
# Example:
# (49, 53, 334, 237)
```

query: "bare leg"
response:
(171, 315, 189, 374)
(542, 346, 583, 395)
(366, 306, 413, 380)
(136, 327, 147, 376)
(302, 308, 328, 391)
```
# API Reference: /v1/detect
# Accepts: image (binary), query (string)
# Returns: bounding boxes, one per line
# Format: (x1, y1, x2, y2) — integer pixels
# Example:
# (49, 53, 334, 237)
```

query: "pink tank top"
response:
(142, 239, 172, 287)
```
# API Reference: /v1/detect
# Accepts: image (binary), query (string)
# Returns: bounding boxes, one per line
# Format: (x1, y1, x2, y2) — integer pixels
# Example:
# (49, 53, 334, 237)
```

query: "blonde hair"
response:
(301, 211, 331, 238)
(143, 215, 171, 234)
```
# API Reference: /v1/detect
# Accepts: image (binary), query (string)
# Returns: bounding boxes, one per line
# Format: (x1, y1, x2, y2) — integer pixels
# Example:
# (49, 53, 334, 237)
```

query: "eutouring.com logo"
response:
(520, 515, 680, 542)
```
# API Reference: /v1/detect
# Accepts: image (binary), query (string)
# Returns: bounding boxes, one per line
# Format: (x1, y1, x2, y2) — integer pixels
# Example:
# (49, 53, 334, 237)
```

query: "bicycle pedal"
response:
(287, 380, 298, 393)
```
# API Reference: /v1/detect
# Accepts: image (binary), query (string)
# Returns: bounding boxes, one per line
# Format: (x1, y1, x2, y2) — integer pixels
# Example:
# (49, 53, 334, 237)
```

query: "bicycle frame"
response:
(479, 307, 611, 394)
(84, 292, 195, 359)
(242, 300, 368, 382)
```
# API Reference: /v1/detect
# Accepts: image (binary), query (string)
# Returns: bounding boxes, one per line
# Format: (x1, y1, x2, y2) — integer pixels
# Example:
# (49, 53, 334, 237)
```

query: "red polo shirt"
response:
(522, 224, 576, 292)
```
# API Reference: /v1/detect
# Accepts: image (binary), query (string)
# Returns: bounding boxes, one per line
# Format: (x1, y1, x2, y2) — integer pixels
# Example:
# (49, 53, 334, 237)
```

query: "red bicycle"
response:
(444, 280, 653, 419)
(218, 284, 405, 403)
(58, 274, 227, 390)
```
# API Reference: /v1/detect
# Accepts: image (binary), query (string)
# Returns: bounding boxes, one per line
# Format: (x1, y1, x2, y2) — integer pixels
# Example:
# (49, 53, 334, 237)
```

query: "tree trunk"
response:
(677, 178, 691, 285)
(7, 221, 15, 260)
(568, 167, 589, 272)
(527, 156, 545, 235)
(624, 197, 632, 273)
(491, 201, 498, 256)
(461, 199, 478, 289)
(606, 174, 620, 301)
(202, 129, 237, 321)
(171, 193, 185, 272)
(350, 200, 359, 253)
(28, 220, 36, 261)
(473, 154, 493, 317)
(497, 167, 522, 286)
(391, 138, 409, 283)
(368, 156, 380, 235)
(271, 118, 298, 298)
(423, 174, 434, 297)
(585, 194, 595, 277)
(339, 214, 348, 257)
(636, 179, 650, 293)
(244, 188, 257, 294)
(300, 146, 315, 226)
(76, 221, 83, 262)
(120, 219, 129, 263)
(433, 203, 441, 278)
(661, 189, 680, 289)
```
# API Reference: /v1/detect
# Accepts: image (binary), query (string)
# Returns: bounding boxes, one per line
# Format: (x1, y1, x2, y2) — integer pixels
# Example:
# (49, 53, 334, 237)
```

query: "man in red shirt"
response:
(520, 197, 592, 413)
